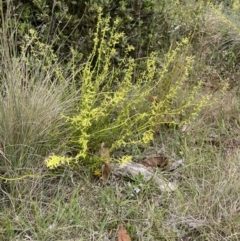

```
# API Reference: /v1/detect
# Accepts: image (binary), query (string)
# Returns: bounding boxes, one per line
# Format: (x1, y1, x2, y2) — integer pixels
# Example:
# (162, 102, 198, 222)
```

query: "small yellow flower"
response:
(93, 168, 102, 177)
(142, 130, 154, 144)
(119, 155, 132, 165)
(29, 29, 36, 35)
(45, 154, 73, 169)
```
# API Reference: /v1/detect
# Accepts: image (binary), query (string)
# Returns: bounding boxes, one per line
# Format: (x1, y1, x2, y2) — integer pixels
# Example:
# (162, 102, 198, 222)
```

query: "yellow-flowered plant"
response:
(208, 1, 240, 37)
(45, 154, 74, 169)
(45, 8, 213, 170)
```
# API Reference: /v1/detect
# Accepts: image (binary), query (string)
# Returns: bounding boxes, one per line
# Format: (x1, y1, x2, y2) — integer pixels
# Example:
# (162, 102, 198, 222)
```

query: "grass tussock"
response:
(0, 1, 240, 240)
(0, 24, 79, 175)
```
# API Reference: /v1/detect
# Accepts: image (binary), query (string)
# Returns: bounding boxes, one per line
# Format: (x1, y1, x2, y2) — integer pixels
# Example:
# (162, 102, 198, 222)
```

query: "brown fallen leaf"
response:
(102, 162, 112, 180)
(141, 156, 171, 170)
(99, 142, 112, 180)
(116, 224, 131, 241)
